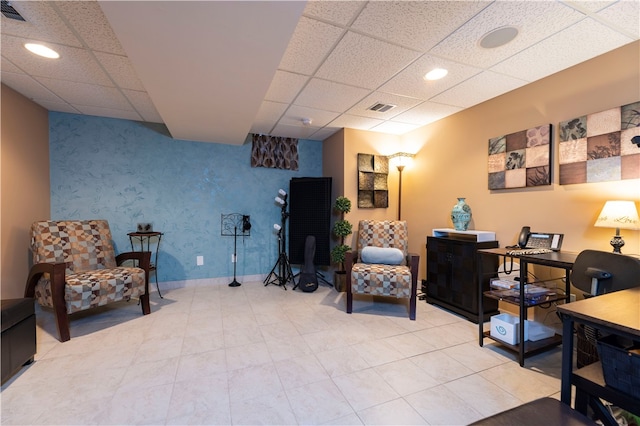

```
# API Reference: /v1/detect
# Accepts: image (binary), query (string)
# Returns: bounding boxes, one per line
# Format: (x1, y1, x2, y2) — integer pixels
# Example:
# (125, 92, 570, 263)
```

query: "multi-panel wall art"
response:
(558, 101, 640, 185)
(488, 124, 552, 190)
(357, 153, 389, 208)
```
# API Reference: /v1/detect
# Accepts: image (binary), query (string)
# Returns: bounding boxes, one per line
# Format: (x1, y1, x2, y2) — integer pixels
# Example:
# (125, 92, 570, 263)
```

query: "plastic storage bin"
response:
(490, 313, 528, 345)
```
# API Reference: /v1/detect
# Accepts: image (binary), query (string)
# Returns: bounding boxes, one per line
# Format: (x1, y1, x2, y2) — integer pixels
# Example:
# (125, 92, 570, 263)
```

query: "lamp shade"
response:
(388, 152, 415, 168)
(594, 200, 640, 231)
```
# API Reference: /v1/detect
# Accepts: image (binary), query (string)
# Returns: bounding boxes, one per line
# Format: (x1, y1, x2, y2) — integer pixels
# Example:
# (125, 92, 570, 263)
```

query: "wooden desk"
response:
(478, 248, 577, 366)
(557, 287, 640, 424)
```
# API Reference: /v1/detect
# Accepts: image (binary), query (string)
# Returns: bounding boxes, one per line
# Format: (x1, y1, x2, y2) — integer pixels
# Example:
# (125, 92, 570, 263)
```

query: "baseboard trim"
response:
(152, 274, 267, 292)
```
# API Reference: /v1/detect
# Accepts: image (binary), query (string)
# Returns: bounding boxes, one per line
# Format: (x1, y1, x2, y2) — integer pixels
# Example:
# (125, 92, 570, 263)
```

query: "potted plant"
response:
(330, 196, 352, 292)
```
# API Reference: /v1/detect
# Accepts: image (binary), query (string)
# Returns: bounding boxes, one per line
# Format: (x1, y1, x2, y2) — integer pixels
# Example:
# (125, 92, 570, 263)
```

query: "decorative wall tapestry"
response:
(357, 153, 389, 208)
(251, 134, 299, 170)
(488, 124, 552, 190)
(558, 101, 640, 185)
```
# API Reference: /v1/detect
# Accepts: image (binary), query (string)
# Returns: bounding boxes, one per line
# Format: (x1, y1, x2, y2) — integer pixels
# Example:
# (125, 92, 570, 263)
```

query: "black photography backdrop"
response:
(288, 177, 332, 266)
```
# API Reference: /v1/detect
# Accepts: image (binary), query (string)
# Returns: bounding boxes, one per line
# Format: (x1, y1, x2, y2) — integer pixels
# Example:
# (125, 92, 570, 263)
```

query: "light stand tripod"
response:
(221, 213, 251, 287)
(264, 190, 294, 289)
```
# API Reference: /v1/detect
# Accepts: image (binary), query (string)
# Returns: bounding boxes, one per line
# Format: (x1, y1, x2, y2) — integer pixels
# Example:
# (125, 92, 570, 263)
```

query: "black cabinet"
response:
(425, 236, 499, 323)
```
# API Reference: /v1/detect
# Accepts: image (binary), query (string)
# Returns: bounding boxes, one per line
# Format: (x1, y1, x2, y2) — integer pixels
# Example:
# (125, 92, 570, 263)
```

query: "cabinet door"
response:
(448, 239, 480, 311)
(426, 237, 452, 302)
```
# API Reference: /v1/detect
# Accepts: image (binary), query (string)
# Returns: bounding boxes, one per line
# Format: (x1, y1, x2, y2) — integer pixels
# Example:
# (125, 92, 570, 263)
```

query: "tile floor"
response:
(1, 280, 565, 425)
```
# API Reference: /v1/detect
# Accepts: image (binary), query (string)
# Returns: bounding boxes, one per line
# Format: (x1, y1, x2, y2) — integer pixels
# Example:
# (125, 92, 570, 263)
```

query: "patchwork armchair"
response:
(345, 220, 419, 320)
(24, 220, 151, 342)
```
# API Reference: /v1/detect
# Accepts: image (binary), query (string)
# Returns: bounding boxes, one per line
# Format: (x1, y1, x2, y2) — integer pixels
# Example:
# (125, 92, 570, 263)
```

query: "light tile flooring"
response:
(1, 281, 565, 425)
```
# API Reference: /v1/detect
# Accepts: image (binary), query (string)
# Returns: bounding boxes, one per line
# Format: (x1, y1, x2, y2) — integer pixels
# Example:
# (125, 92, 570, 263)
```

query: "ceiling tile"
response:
(294, 78, 370, 112)
(281, 105, 340, 128)
(328, 114, 384, 130)
(122, 89, 163, 123)
(316, 32, 421, 89)
(251, 101, 289, 135)
(352, 1, 491, 51)
(34, 77, 132, 110)
(2, 1, 82, 47)
(72, 104, 142, 122)
(36, 100, 80, 114)
(379, 54, 482, 100)
(491, 18, 634, 83)
(54, 1, 126, 55)
(265, 70, 309, 104)
(430, 71, 528, 108)
(370, 120, 421, 135)
(308, 127, 341, 141)
(0, 71, 65, 103)
(0, 57, 22, 73)
(391, 102, 463, 126)
(564, 1, 616, 14)
(346, 92, 422, 119)
(597, 1, 640, 38)
(278, 16, 344, 75)
(302, 1, 365, 26)
(2, 34, 113, 86)
(270, 122, 321, 139)
(431, 1, 585, 69)
(94, 52, 146, 91)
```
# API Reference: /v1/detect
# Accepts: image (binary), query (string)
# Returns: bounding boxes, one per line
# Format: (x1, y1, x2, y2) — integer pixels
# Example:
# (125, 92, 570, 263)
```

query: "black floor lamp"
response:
(221, 213, 251, 287)
(388, 152, 415, 221)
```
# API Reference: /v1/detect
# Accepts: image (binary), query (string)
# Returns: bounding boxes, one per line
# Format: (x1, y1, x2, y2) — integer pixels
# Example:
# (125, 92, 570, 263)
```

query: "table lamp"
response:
(594, 200, 640, 253)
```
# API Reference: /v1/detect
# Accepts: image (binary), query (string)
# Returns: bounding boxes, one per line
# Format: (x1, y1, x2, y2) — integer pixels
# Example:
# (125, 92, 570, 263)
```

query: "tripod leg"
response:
(316, 271, 331, 286)
(264, 253, 288, 290)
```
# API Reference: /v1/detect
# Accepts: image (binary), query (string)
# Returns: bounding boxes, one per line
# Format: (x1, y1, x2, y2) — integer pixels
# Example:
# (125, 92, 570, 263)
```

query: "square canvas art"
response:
(357, 153, 389, 208)
(558, 101, 640, 184)
(488, 124, 552, 190)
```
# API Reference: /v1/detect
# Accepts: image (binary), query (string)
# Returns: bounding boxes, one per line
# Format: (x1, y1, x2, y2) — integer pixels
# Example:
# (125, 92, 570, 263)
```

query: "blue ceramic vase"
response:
(451, 198, 472, 231)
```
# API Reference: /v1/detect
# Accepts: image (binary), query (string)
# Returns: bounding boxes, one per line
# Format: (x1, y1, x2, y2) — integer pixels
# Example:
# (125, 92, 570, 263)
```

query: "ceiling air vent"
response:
(368, 102, 397, 113)
(1, 0, 25, 21)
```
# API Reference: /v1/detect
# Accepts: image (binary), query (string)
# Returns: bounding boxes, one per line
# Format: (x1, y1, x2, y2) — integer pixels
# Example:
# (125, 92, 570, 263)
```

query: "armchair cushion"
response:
(351, 263, 412, 297)
(361, 246, 404, 265)
(34, 267, 146, 313)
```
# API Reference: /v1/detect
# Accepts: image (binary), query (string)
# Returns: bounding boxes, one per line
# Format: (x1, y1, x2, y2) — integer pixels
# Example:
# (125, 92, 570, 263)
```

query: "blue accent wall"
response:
(49, 112, 323, 282)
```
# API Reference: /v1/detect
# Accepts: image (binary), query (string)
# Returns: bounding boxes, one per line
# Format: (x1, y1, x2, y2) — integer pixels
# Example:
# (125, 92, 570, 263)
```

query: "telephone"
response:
(516, 226, 563, 251)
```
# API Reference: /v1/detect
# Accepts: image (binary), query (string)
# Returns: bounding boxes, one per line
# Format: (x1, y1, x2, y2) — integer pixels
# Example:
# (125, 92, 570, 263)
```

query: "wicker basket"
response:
(597, 334, 640, 399)
(576, 323, 600, 368)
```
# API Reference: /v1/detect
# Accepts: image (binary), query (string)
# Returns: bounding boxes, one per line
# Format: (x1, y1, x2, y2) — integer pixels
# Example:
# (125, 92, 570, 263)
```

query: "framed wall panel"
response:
(488, 124, 552, 190)
(357, 153, 388, 208)
(558, 101, 640, 184)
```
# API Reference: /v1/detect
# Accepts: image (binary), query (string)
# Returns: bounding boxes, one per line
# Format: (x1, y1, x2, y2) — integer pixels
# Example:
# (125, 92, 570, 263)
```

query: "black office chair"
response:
(572, 249, 640, 297)
(571, 250, 640, 367)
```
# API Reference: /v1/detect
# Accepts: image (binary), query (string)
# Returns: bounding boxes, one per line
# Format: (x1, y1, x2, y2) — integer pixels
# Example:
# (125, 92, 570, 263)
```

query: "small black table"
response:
(128, 232, 164, 298)
(557, 287, 640, 425)
(478, 248, 577, 366)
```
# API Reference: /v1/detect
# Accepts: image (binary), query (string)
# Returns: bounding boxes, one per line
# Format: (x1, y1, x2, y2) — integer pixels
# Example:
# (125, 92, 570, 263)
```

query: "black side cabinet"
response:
(425, 236, 499, 323)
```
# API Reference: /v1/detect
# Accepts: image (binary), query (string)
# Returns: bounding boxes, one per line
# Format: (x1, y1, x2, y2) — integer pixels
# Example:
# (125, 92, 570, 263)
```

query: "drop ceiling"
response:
(1, 1, 638, 145)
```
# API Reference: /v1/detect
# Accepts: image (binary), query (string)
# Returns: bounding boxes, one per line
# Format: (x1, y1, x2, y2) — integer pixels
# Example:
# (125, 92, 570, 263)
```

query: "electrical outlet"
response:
(232, 254, 236, 263)
(570, 293, 576, 303)
(196, 256, 204, 266)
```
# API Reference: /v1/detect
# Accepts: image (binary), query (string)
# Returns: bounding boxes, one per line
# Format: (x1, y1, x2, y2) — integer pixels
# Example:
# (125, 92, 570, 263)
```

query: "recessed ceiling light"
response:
(424, 68, 448, 81)
(24, 43, 60, 59)
(479, 26, 519, 49)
